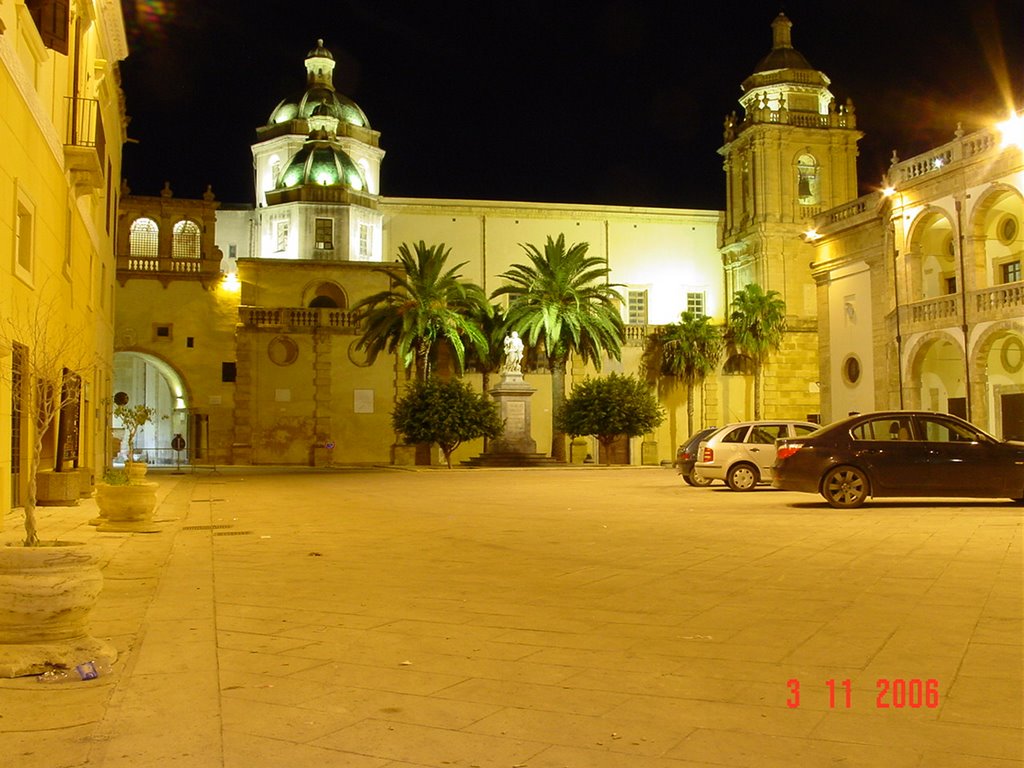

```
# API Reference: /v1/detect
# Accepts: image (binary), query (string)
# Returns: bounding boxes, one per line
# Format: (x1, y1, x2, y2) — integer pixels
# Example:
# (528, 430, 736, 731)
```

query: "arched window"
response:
(796, 154, 819, 205)
(307, 282, 347, 308)
(172, 220, 201, 259)
(129, 218, 159, 258)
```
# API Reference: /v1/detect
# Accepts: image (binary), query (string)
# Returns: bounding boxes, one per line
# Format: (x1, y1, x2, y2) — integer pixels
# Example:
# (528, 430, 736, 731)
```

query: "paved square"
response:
(2, 467, 1021, 767)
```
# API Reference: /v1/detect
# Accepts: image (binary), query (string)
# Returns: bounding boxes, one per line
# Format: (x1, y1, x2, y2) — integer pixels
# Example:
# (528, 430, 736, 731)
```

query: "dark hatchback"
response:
(676, 426, 718, 486)
(772, 410, 1024, 508)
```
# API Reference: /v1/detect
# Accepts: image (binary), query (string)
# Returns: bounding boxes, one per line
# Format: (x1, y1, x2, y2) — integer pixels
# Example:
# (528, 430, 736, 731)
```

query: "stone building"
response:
(807, 117, 1024, 438)
(109, 13, 1018, 470)
(1, 0, 128, 521)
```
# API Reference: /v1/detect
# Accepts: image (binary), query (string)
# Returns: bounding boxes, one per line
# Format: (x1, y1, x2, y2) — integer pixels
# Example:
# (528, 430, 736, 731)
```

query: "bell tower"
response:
(720, 12, 861, 310)
(717, 13, 862, 421)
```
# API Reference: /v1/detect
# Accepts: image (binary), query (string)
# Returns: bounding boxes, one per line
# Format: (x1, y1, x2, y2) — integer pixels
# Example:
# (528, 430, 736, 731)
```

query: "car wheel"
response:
(821, 466, 869, 509)
(689, 469, 713, 487)
(682, 473, 696, 486)
(726, 463, 759, 491)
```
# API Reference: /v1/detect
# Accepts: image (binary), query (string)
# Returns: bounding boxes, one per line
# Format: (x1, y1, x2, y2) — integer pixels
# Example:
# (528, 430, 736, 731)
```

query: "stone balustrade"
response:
(116, 254, 221, 286)
(239, 306, 362, 332)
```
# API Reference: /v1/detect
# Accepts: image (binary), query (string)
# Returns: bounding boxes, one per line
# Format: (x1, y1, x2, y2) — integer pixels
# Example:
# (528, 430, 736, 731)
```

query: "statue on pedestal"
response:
(500, 331, 524, 375)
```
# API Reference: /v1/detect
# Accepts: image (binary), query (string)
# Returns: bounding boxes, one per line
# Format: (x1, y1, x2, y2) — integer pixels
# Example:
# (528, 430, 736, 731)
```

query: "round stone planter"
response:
(0, 542, 116, 678)
(93, 481, 160, 533)
(126, 461, 149, 481)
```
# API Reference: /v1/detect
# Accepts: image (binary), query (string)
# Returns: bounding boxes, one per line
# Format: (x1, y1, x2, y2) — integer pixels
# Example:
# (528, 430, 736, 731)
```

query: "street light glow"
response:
(997, 111, 1024, 149)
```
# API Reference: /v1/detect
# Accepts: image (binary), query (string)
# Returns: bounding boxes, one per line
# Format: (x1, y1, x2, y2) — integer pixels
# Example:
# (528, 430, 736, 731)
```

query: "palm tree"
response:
(491, 234, 624, 462)
(726, 283, 787, 419)
(646, 312, 723, 437)
(353, 241, 491, 380)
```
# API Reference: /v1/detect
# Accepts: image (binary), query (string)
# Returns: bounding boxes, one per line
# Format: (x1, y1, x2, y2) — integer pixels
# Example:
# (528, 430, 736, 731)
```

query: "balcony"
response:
(63, 97, 105, 194)
(974, 281, 1024, 322)
(116, 254, 222, 289)
(900, 281, 1023, 335)
(239, 307, 362, 333)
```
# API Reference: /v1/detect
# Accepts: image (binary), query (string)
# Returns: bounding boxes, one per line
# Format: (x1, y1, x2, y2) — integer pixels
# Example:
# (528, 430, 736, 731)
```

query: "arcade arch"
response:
(112, 352, 191, 465)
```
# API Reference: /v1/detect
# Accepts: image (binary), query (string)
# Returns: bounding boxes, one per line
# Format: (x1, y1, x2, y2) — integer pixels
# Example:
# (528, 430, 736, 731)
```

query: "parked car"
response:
(694, 420, 821, 491)
(772, 410, 1024, 508)
(676, 427, 718, 486)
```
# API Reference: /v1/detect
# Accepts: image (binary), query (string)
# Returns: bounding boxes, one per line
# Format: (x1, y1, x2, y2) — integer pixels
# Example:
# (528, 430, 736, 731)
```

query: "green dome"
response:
(277, 135, 367, 191)
(266, 40, 370, 130)
(268, 88, 369, 129)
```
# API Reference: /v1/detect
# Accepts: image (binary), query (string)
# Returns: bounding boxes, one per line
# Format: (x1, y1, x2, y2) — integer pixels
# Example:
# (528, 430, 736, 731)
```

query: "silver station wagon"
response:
(693, 420, 821, 491)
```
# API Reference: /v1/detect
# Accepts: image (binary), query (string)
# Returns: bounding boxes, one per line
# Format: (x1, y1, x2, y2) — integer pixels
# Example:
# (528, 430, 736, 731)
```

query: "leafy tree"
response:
(643, 312, 723, 437)
(392, 378, 504, 468)
(556, 373, 664, 465)
(353, 241, 491, 381)
(726, 283, 787, 419)
(491, 234, 624, 462)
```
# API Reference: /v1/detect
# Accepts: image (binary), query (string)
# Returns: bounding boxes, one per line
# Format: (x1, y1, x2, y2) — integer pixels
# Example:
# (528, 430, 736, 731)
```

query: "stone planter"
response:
(0, 542, 116, 677)
(34, 469, 81, 506)
(93, 481, 160, 533)
(126, 461, 149, 481)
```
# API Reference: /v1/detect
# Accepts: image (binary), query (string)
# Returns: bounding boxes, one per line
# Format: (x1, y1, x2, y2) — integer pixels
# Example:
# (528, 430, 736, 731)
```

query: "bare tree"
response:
(2, 294, 98, 546)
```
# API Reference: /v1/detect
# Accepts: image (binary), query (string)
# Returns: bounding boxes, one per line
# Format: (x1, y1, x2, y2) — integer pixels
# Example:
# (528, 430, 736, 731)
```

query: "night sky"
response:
(118, 0, 1023, 210)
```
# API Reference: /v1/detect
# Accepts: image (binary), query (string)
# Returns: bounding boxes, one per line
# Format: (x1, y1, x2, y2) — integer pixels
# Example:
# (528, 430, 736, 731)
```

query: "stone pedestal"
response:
(487, 373, 537, 454)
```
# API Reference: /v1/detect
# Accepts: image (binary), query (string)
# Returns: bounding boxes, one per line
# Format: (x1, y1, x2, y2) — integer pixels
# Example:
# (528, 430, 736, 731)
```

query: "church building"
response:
(109, 14, 1024, 469)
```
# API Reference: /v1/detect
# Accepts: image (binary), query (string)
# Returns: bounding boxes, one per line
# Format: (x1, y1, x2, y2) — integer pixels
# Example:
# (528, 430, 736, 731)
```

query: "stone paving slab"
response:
(0, 466, 1021, 767)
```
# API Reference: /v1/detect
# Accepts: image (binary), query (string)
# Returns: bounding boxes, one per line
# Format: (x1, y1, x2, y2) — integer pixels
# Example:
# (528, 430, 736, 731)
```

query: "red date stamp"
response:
(786, 678, 939, 709)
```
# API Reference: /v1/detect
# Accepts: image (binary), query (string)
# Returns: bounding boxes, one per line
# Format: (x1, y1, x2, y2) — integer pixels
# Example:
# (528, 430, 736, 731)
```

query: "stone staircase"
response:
(461, 452, 564, 468)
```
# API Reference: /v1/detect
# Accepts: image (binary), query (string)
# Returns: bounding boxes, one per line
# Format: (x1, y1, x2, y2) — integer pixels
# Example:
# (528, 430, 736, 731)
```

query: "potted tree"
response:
(93, 398, 160, 532)
(0, 298, 116, 678)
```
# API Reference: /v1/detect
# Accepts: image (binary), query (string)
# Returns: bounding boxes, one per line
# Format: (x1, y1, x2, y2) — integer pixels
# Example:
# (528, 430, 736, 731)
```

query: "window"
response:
(25, 0, 69, 54)
(748, 424, 785, 444)
(275, 221, 289, 252)
(153, 324, 172, 341)
(842, 355, 861, 385)
(172, 220, 201, 259)
(919, 417, 980, 443)
(15, 198, 33, 279)
(627, 290, 648, 325)
(63, 206, 72, 275)
(720, 426, 749, 443)
(1001, 260, 1021, 284)
(945, 275, 957, 294)
(850, 417, 912, 441)
(686, 291, 706, 316)
(997, 215, 1019, 246)
(796, 154, 819, 204)
(315, 218, 333, 250)
(358, 223, 371, 258)
(129, 218, 158, 258)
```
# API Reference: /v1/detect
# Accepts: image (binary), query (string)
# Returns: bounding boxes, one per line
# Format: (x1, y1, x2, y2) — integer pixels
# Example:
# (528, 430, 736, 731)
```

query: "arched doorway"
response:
(112, 352, 191, 466)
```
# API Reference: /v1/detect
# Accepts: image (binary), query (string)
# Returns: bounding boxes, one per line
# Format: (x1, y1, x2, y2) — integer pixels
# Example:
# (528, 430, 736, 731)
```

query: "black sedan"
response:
(772, 410, 1024, 508)
(676, 426, 718, 486)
